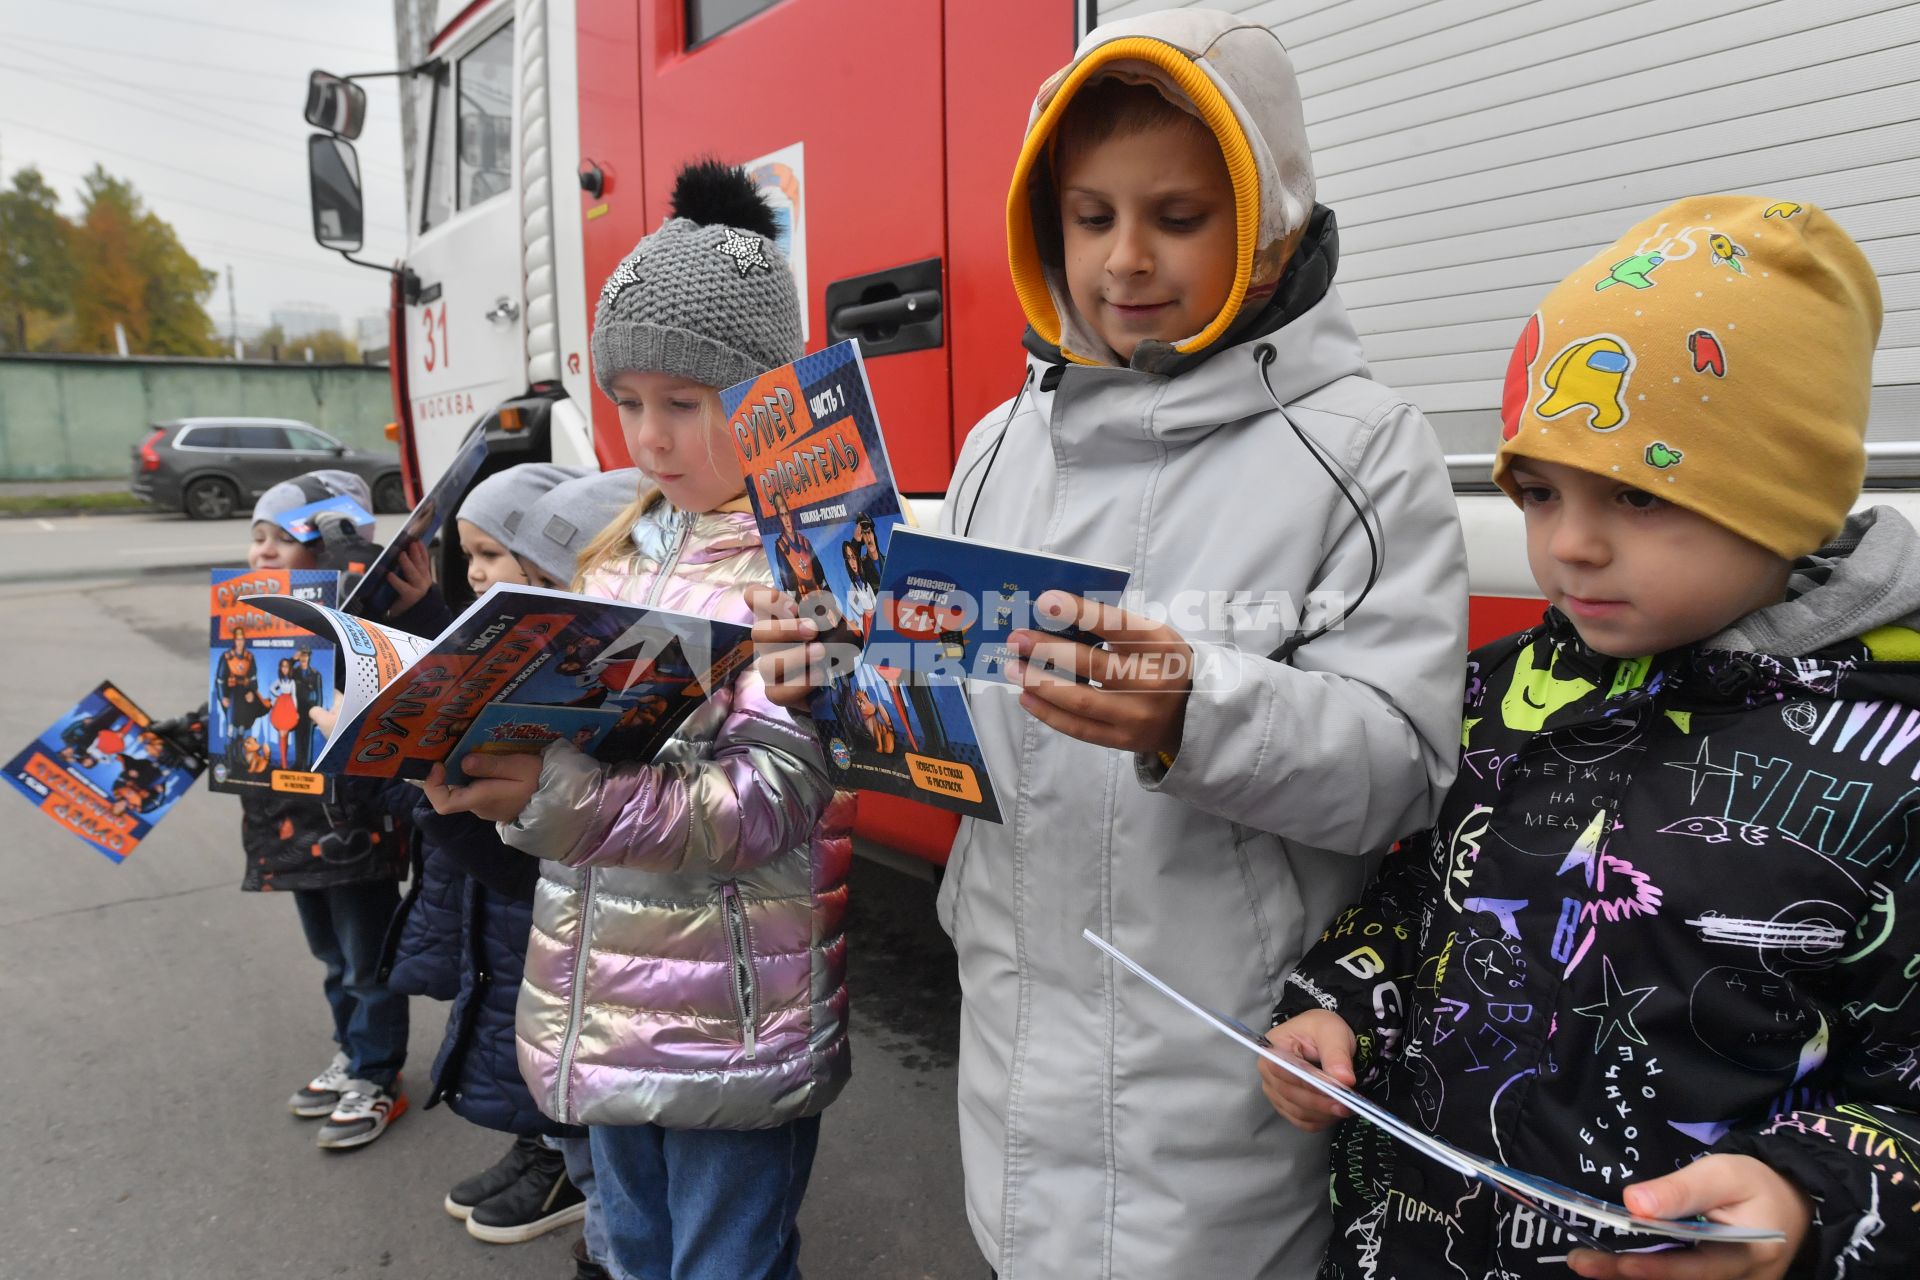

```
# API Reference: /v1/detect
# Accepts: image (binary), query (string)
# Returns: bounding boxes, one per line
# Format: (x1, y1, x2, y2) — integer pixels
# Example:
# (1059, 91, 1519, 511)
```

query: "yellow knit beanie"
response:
(1492, 195, 1882, 560)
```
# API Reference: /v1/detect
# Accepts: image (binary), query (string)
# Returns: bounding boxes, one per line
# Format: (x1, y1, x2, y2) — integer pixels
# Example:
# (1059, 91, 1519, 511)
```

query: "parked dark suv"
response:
(131, 418, 406, 519)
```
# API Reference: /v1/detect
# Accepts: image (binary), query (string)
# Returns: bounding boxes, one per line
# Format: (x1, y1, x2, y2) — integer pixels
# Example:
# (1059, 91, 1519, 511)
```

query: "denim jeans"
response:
(292, 881, 408, 1089)
(549, 1133, 607, 1264)
(590, 1116, 822, 1280)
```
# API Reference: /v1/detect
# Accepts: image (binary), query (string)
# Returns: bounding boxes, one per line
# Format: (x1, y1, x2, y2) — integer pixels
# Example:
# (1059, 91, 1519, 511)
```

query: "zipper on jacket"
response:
(551, 511, 695, 1117)
(642, 507, 695, 608)
(554, 866, 594, 1121)
(721, 881, 759, 1060)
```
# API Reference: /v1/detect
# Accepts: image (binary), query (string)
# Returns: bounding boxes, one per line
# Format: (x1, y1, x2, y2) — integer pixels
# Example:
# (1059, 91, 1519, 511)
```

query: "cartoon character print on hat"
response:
(1763, 201, 1802, 220)
(1708, 233, 1748, 274)
(1595, 251, 1664, 292)
(1536, 334, 1635, 432)
(1500, 313, 1543, 441)
(714, 226, 773, 277)
(1644, 442, 1685, 469)
(1688, 329, 1727, 378)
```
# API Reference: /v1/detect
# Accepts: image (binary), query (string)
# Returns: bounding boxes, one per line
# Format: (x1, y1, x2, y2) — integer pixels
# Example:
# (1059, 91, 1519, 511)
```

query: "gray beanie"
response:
(252, 469, 373, 529)
(456, 462, 589, 549)
(511, 468, 642, 586)
(590, 160, 804, 399)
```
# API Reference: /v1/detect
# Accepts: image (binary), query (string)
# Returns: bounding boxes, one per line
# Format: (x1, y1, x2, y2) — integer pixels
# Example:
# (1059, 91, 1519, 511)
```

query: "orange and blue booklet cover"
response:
(722, 340, 1002, 821)
(4, 682, 203, 862)
(207, 568, 339, 797)
(248, 583, 751, 782)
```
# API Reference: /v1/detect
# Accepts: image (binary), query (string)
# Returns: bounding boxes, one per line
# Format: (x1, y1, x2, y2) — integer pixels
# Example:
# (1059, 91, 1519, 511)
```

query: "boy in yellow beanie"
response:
(1262, 195, 1920, 1279)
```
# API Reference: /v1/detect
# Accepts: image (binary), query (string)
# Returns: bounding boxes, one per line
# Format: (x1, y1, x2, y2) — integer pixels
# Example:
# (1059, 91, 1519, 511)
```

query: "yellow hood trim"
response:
(1006, 36, 1260, 362)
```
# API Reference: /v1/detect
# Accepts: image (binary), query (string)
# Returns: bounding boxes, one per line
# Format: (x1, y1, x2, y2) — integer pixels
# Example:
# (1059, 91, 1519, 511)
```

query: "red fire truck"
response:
(301, 0, 1920, 861)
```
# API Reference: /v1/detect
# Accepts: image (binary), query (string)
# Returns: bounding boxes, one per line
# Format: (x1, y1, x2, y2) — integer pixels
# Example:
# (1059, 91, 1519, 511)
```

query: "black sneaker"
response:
(444, 1135, 549, 1221)
(572, 1235, 611, 1279)
(465, 1144, 585, 1244)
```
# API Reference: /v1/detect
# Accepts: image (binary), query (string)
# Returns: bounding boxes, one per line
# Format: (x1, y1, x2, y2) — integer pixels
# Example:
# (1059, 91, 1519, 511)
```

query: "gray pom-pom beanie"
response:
(589, 162, 804, 398)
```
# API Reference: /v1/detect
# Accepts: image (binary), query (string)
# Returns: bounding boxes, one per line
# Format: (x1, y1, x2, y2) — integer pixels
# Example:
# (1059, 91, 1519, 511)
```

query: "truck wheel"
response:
(184, 476, 240, 520)
(372, 473, 407, 513)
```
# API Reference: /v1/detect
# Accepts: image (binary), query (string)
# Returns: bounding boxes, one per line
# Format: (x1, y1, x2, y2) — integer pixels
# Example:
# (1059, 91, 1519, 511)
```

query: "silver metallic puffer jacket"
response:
(500, 495, 852, 1129)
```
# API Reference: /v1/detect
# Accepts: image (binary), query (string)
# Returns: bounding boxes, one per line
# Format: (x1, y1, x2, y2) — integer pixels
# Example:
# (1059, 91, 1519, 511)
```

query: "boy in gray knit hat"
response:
(454, 463, 588, 598)
(509, 468, 641, 589)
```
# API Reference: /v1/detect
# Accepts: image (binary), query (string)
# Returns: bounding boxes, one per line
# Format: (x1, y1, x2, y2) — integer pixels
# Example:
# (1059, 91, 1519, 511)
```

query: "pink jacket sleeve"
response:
(497, 669, 835, 875)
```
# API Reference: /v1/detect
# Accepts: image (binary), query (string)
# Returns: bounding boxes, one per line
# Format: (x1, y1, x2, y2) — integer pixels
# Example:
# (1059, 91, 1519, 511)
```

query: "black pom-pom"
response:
(669, 158, 777, 240)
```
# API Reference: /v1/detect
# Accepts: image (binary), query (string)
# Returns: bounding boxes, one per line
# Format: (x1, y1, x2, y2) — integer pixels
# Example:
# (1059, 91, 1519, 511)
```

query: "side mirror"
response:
(305, 71, 366, 140)
(308, 134, 365, 254)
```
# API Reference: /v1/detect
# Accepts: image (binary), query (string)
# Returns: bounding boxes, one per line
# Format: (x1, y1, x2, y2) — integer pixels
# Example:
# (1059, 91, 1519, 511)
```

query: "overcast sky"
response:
(0, 0, 412, 339)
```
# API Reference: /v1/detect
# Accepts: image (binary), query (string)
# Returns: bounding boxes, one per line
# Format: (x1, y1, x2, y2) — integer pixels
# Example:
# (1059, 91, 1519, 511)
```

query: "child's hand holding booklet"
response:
(1081, 930, 1787, 1255)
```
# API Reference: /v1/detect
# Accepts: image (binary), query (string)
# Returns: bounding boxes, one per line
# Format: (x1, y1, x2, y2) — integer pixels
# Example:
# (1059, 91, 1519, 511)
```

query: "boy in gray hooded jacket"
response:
(756, 10, 1468, 1278)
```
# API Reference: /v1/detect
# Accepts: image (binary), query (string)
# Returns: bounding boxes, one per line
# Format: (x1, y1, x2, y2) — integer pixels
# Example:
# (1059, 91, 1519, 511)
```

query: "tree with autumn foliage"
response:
(0, 167, 76, 352)
(0, 164, 221, 356)
(70, 167, 220, 357)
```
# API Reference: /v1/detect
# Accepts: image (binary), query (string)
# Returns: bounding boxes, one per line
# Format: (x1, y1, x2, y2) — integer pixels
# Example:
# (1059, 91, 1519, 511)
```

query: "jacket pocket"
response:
(720, 881, 759, 1060)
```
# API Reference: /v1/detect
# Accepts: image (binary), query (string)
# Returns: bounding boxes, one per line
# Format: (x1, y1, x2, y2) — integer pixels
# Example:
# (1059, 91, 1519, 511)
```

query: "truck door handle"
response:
(831, 290, 941, 332)
(823, 258, 943, 358)
(484, 297, 520, 323)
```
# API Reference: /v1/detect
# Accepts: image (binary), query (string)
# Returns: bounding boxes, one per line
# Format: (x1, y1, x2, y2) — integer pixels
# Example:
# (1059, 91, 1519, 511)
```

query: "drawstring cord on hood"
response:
(957, 367, 1035, 539)
(1254, 343, 1385, 663)
(952, 351, 1382, 666)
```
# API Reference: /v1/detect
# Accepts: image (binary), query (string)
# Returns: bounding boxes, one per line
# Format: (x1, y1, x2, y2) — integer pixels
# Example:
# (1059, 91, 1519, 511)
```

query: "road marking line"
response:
(35, 519, 55, 531)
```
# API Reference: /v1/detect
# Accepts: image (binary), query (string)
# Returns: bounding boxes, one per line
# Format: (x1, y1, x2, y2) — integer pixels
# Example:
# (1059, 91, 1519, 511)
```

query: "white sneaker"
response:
(287, 1051, 351, 1118)
(316, 1078, 408, 1150)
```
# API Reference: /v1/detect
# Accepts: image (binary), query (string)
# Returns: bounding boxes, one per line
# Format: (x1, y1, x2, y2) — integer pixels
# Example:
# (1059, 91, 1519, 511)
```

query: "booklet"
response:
(274, 494, 377, 543)
(250, 582, 751, 781)
(724, 340, 1116, 823)
(443, 704, 621, 784)
(863, 527, 1129, 683)
(4, 682, 204, 862)
(208, 568, 341, 797)
(344, 426, 489, 619)
(1081, 930, 1786, 1252)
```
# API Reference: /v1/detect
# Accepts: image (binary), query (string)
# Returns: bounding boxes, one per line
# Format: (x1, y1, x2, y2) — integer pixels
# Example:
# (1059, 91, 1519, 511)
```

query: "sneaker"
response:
(465, 1144, 585, 1244)
(287, 1051, 351, 1118)
(444, 1135, 549, 1221)
(572, 1235, 611, 1280)
(315, 1078, 407, 1150)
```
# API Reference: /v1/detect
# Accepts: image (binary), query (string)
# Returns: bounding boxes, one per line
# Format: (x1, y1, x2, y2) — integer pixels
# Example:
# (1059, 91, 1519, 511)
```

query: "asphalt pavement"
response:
(0, 511, 977, 1279)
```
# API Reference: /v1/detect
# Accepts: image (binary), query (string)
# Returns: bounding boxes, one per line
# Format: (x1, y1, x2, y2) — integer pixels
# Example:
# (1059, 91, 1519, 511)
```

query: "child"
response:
(422, 160, 851, 1280)
(1263, 196, 1920, 1280)
(378, 464, 598, 1260)
(511, 467, 644, 593)
(453, 462, 586, 597)
(753, 11, 1467, 1277)
(171, 471, 418, 1149)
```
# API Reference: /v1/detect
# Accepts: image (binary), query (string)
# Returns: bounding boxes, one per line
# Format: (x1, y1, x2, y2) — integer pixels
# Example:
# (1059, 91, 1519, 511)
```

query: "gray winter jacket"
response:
(936, 10, 1469, 1278)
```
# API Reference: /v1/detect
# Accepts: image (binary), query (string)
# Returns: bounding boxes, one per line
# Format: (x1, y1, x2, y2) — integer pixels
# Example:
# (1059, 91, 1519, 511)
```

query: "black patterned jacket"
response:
(1274, 612, 1920, 1279)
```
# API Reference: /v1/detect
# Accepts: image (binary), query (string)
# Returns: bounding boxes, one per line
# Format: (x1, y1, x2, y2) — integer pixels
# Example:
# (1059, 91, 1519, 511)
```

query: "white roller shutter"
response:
(1090, 0, 1920, 475)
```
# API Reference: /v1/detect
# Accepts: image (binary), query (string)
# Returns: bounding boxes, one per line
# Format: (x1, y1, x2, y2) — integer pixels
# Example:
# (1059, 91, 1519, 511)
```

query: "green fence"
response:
(0, 354, 397, 480)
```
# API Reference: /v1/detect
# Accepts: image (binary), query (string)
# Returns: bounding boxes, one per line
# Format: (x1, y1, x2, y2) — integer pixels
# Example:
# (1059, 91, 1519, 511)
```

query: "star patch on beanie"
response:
(590, 159, 803, 399)
(1492, 195, 1882, 560)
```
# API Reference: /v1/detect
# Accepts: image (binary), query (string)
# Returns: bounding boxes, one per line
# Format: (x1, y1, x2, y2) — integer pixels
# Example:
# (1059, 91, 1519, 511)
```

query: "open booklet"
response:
(342, 426, 489, 619)
(4, 681, 204, 862)
(1082, 930, 1786, 1253)
(247, 582, 751, 781)
(721, 340, 1130, 823)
